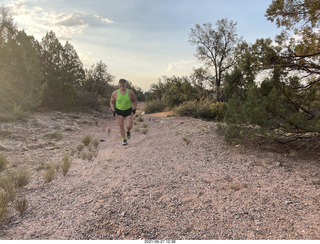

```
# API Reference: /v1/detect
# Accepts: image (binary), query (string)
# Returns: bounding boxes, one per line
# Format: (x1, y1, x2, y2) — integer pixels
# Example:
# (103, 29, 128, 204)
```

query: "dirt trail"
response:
(0, 109, 320, 240)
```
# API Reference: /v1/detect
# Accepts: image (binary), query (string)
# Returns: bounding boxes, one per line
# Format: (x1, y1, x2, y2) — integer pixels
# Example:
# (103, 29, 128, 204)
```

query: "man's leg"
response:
(126, 115, 133, 131)
(116, 115, 126, 139)
(126, 115, 133, 139)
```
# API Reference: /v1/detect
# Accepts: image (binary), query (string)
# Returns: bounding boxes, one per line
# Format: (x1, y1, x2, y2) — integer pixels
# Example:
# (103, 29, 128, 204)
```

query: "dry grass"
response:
(82, 135, 92, 146)
(14, 197, 28, 215)
(44, 166, 55, 183)
(0, 154, 7, 172)
(13, 167, 30, 187)
(61, 154, 72, 176)
(0, 196, 8, 221)
(92, 138, 99, 149)
(183, 136, 191, 145)
(76, 143, 84, 152)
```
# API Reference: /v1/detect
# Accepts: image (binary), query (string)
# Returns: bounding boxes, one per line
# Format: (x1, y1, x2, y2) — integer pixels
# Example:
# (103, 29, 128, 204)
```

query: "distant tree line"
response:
(0, 7, 144, 120)
(145, 0, 320, 149)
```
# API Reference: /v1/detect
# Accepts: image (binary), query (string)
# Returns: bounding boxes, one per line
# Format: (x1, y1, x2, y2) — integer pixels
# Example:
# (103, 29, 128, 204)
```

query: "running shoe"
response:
(122, 139, 127, 146)
(127, 130, 131, 139)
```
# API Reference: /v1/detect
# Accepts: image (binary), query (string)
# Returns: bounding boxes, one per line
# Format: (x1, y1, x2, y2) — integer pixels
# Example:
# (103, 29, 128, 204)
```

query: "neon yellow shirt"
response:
(116, 89, 132, 110)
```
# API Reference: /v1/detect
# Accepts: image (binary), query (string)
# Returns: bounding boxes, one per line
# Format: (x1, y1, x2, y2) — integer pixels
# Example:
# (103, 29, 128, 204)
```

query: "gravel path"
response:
(0, 110, 319, 240)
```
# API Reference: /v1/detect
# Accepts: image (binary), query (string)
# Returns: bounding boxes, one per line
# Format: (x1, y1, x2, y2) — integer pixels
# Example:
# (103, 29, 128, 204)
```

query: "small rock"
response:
(273, 161, 283, 167)
(285, 200, 293, 205)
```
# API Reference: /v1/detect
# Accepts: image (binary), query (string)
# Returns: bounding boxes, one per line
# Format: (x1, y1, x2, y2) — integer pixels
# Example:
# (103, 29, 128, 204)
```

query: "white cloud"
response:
(4, 0, 112, 41)
(94, 14, 114, 24)
(165, 59, 198, 73)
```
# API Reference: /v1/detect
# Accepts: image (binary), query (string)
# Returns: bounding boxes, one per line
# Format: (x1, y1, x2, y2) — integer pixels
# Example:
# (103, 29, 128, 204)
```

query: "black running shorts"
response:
(115, 107, 132, 118)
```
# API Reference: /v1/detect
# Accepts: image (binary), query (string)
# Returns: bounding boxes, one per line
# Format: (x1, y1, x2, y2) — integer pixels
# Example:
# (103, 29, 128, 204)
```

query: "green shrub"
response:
(174, 99, 226, 121)
(173, 100, 198, 117)
(0, 154, 7, 172)
(145, 99, 167, 114)
(174, 99, 213, 119)
(209, 102, 226, 121)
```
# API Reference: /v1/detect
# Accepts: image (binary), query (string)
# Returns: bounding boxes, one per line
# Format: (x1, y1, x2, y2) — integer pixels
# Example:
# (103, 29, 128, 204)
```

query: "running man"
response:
(110, 79, 138, 145)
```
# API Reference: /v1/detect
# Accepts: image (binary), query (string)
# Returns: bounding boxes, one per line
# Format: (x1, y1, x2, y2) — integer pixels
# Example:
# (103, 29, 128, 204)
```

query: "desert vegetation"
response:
(144, 1, 320, 151)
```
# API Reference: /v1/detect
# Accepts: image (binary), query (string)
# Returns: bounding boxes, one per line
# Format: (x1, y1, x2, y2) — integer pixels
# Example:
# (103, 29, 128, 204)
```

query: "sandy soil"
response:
(0, 106, 320, 240)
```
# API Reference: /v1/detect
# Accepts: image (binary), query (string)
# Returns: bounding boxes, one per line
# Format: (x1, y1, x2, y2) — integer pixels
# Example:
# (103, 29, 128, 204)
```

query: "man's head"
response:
(119, 78, 127, 90)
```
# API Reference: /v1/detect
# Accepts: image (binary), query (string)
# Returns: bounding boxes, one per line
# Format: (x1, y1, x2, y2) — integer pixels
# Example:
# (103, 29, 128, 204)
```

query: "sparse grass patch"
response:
(138, 117, 144, 122)
(77, 135, 100, 161)
(183, 136, 191, 145)
(80, 151, 87, 160)
(82, 135, 92, 146)
(0, 154, 7, 172)
(13, 167, 30, 187)
(44, 166, 55, 183)
(0, 175, 16, 203)
(46, 132, 63, 141)
(14, 197, 28, 215)
(87, 152, 93, 161)
(143, 123, 148, 128)
(76, 143, 84, 152)
(92, 139, 99, 149)
(35, 162, 49, 171)
(61, 154, 72, 176)
(0, 197, 8, 221)
(142, 128, 148, 134)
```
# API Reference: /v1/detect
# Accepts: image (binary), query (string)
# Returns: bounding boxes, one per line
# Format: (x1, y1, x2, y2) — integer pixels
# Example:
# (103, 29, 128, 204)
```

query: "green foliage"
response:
(224, 72, 320, 144)
(0, 27, 44, 116)
(209, 102, 226, 121)
(145, 99, 167, 114)
(174, 99, 226, 120)
(162, 76, 198, 107)
(189, 19, 241, 101)
(79, 61, 114, 109)
(40, 31, 79, 111)
(0, 7, 147, 113)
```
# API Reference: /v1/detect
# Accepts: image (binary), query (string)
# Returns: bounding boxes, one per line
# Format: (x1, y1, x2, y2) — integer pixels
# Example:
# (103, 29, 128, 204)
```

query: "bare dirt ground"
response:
(0, 104, 320, 240)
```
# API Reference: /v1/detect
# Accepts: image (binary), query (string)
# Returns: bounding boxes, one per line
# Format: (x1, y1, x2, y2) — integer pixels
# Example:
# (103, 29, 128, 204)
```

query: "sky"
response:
(2, 0, 281, 91)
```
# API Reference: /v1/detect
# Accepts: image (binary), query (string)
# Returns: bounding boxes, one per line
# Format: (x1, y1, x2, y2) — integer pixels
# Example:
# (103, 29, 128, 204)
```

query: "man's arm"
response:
(110, 91, 116, 111)
(129, 90, 137, 110)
